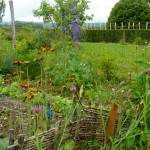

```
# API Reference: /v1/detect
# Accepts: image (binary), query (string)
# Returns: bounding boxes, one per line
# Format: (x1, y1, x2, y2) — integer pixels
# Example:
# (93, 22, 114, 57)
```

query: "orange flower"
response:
(22, 61, 30, 65)
(4, 78, 12, 83)
(54, 108, 58, 112)
(13, 60, 22, 66)
(30, 91, 34, 99)
(41, 47, 47, 52)
(34, 57, 44, 61)
(69, 76, 74, 81)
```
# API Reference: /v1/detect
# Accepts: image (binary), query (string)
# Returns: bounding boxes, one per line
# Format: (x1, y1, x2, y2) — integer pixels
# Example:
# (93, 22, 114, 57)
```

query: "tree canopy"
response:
(0, 0, 6, 22)
(107, 0, 150, 28)
(33, 0, 93, 28)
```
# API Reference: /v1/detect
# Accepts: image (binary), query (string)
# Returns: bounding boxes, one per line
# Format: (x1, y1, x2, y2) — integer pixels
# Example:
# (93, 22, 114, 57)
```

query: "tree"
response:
(0, 0, 6, 22)
(33, 0, 93, 28)
(107, 0, 150, 28)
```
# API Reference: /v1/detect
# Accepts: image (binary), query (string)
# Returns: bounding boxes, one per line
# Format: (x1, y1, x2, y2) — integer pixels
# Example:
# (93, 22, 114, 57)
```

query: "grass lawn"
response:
(80, 42, 150, 81)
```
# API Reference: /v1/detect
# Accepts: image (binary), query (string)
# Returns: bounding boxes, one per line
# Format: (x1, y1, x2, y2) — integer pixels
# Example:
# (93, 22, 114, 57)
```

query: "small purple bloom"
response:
(33, 107, 42, 113)
(70, 86, 77, 92)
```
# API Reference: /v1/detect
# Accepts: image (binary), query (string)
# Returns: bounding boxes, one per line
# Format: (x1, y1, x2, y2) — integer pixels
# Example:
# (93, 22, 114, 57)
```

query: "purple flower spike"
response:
(33, 107, 42, 113)
(70, 86, 77, 93)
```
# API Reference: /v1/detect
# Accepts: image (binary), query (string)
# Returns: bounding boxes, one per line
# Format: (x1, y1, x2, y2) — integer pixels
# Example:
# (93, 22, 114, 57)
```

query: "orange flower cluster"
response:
(41, 47, 56, 52)
(13, 60, 30, 66)
(21, 82, 31, 88)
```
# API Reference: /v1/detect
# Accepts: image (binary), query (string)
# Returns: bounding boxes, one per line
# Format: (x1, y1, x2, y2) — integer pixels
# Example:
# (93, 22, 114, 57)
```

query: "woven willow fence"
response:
(7, 103, 132, 150)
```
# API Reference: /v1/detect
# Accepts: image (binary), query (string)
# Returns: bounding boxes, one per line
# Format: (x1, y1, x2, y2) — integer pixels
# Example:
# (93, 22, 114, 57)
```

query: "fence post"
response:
(9, 129, 15, 145)
(53, 119, 61, 150)
(115, 22, 116, 29)
(18, 134, 25, 149)
(105, 23, 107, 30)
(23, 123, 28, 136)
(146, 22, 148, 29)
(110, 22, 111, 30)
(90, 23, 92, 29)
(133, 22, 134, 29)
(128, 22, 130, 29)
(121, 22, 123, 29)
(139, 22, 140, 29)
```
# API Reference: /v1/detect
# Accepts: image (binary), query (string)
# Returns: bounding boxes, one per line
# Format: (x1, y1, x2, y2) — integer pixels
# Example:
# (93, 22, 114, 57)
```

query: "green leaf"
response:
(79, 85, 84, 98)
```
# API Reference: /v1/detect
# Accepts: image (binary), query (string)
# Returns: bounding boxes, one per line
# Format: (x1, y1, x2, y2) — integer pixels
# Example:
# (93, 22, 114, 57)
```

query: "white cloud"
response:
(3, 0, 119, 22)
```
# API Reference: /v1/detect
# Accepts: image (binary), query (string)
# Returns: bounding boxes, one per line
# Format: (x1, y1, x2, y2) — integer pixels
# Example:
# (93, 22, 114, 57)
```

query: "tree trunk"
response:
(9, 0, 16, 50)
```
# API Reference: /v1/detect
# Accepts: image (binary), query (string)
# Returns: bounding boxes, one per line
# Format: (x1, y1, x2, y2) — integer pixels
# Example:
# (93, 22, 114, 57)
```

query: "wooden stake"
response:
(106, 103, 119, 136)
(9, 129, 15, 145)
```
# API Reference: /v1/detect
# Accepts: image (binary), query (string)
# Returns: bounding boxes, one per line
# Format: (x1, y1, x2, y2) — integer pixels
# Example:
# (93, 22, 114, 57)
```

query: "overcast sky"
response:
(3, 0, 119, 22)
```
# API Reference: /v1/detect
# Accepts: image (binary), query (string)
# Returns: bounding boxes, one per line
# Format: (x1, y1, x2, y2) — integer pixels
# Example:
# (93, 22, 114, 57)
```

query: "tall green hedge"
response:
(85, 29, 150, 44)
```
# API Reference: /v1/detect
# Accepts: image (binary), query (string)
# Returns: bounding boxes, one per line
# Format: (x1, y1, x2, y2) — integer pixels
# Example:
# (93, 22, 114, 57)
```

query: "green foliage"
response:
(0, 38, 14, 74)
(0, 81, 20, 96)
(49, 49, 94, 90)
(33, 29, 52, 49)
(0, 138, 9, 150)
(107, 0, 150, 28)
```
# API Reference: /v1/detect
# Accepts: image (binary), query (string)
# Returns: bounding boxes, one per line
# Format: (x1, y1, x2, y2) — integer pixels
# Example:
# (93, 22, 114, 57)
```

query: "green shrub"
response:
(85, 29, 150, 44)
